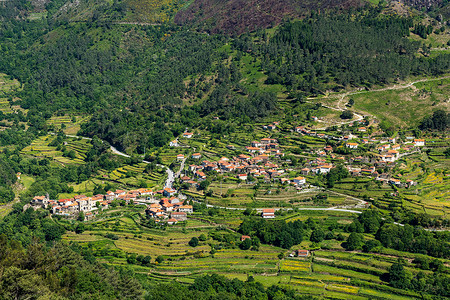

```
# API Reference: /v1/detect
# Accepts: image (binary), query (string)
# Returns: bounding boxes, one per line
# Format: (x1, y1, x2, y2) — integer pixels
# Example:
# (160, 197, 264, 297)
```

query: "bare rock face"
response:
(30, 0, 51, 12)
(174, 0, 365, 35)
(399, 0, 443, 9)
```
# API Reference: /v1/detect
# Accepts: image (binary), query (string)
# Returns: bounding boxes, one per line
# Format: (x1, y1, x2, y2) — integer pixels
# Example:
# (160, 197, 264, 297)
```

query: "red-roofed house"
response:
(262, 208, 275, 219)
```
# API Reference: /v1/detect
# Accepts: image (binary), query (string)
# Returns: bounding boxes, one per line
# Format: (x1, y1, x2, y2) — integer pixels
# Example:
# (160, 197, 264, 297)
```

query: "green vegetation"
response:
(0, 1, 448, 299)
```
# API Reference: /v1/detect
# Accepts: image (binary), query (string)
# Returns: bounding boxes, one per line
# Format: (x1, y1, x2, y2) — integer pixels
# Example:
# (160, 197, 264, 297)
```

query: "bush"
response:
(340, 110, 353, 119)
(189, 237, 199, 247)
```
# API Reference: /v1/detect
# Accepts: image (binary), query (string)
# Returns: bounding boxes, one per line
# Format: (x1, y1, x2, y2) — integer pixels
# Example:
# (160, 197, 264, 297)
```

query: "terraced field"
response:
(46, 115, 90, 135)
(103, 163, 166, 188)
(21, 135, 91, 165)
(60, 203, 449, 300)
(0, 73, 22, 115)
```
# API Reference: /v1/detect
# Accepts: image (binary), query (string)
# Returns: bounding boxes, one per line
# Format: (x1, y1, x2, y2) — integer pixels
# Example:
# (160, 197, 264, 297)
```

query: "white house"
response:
(320, 165, 332, 174)
(293, 176, 306, 185)
(414, 139, 425, 146)
(170, 140, 178, 147)
(238, 174, 248, 181)
(183, 132, 193, 139)
(178, 205, 193, 214)
(192, 153, 201, 159)
(346, 142, 358, 149)
(262, 209, 275, 219)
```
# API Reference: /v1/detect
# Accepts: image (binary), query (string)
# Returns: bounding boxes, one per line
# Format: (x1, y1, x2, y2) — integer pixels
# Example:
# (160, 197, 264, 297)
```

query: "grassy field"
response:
(350, 77, 450, 128)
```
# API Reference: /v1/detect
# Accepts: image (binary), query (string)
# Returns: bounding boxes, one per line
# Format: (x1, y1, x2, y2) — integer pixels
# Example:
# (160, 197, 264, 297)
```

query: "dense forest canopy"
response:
(0, 5, 448, 152)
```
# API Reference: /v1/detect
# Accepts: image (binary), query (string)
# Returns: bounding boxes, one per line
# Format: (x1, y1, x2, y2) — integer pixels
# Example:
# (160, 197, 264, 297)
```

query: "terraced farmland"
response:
(46, 115, 90, 135)
(21, 135, 91, 165)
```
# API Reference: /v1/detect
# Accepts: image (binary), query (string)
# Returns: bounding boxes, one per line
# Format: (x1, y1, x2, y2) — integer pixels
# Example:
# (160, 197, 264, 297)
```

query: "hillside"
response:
(174, 0, 365, 34)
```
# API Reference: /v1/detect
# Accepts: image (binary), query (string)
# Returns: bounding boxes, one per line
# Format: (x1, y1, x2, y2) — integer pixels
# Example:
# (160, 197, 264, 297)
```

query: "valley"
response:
(0, 0, 448, 299)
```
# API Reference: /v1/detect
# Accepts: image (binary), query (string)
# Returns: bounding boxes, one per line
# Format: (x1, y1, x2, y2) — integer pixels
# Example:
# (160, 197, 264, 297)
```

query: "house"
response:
(387, 150, 399, 159)
(262, 208, 275, 219)
(346, 142, 358, 149)
(163, 188, 176, 197)
(238, 174, 248, 181)
(105, 191, 115, 201)
(192, 153, 201, 159)
(195, 171, 207, 180)
(115, 190, 126, 197)
(293, 176, 306, 185)
(171, 212, 187, 221)
(170, 140, 178, 147)
(32, 195, 49, 208)
(167, 218, 178, 225)
(162, 203, 174, 212)
(301, 168, 310, 176)
(319, 165, 333, 174)
(177, 154, 185, 161)
(297, 250, 309, 257)
(358, 127, 367, 132)
(311, 116, 318, 121)
(241, 235, 251, 242)
(246, 146, 261, 153)
(226, 145, 235, 150)
(381, 155, 395, 163)
(261, 138, 272, 145)
(78, 198, 95, 212)
(392, 144, 401, 150)
(178, 205, 193, 214)
(414, 139, 425, 146)
(183, 132, 193, 138)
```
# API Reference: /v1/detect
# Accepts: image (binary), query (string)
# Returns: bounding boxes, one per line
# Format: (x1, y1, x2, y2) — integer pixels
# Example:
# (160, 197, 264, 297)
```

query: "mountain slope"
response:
(174, 0, 365, 34)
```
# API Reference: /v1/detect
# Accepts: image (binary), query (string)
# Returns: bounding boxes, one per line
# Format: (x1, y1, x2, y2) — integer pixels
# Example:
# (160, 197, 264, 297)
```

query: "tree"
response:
(358, 209, 381, 233)
(389, 259, 411, 289)
(310, 228, 325, 243)
(198, 234, 207, 241)
(240, 238, 252, 250)
(198, 180, 210, 191)
(75, 223, 85, 234)
(77, 211, 85, 222)
(156, 255, 164, 264)
(127, 253, 137, 264)
(345, 232, 363, 250)
(243, 208, 254, 216)
(141, 255, 152, 266)
(189, 237, 199, 247)
(340, 110, 353, 119)
(363, 240, 381, 252)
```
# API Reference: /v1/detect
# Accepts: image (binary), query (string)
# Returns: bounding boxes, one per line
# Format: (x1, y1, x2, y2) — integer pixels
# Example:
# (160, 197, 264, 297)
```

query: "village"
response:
(171, 120, 425, 194)
(27, 116, 429, 225)
(29, 186, 195, 224)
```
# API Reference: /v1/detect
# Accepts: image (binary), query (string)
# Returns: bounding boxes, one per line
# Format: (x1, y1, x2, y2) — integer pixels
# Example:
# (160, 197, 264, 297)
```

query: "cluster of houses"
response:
(29, 187, 189, 223)
(179, 126, 426, 190)
(30, 188, 150, 218)
(179, 138, 311, 188)
(145, 197, 193, 225)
